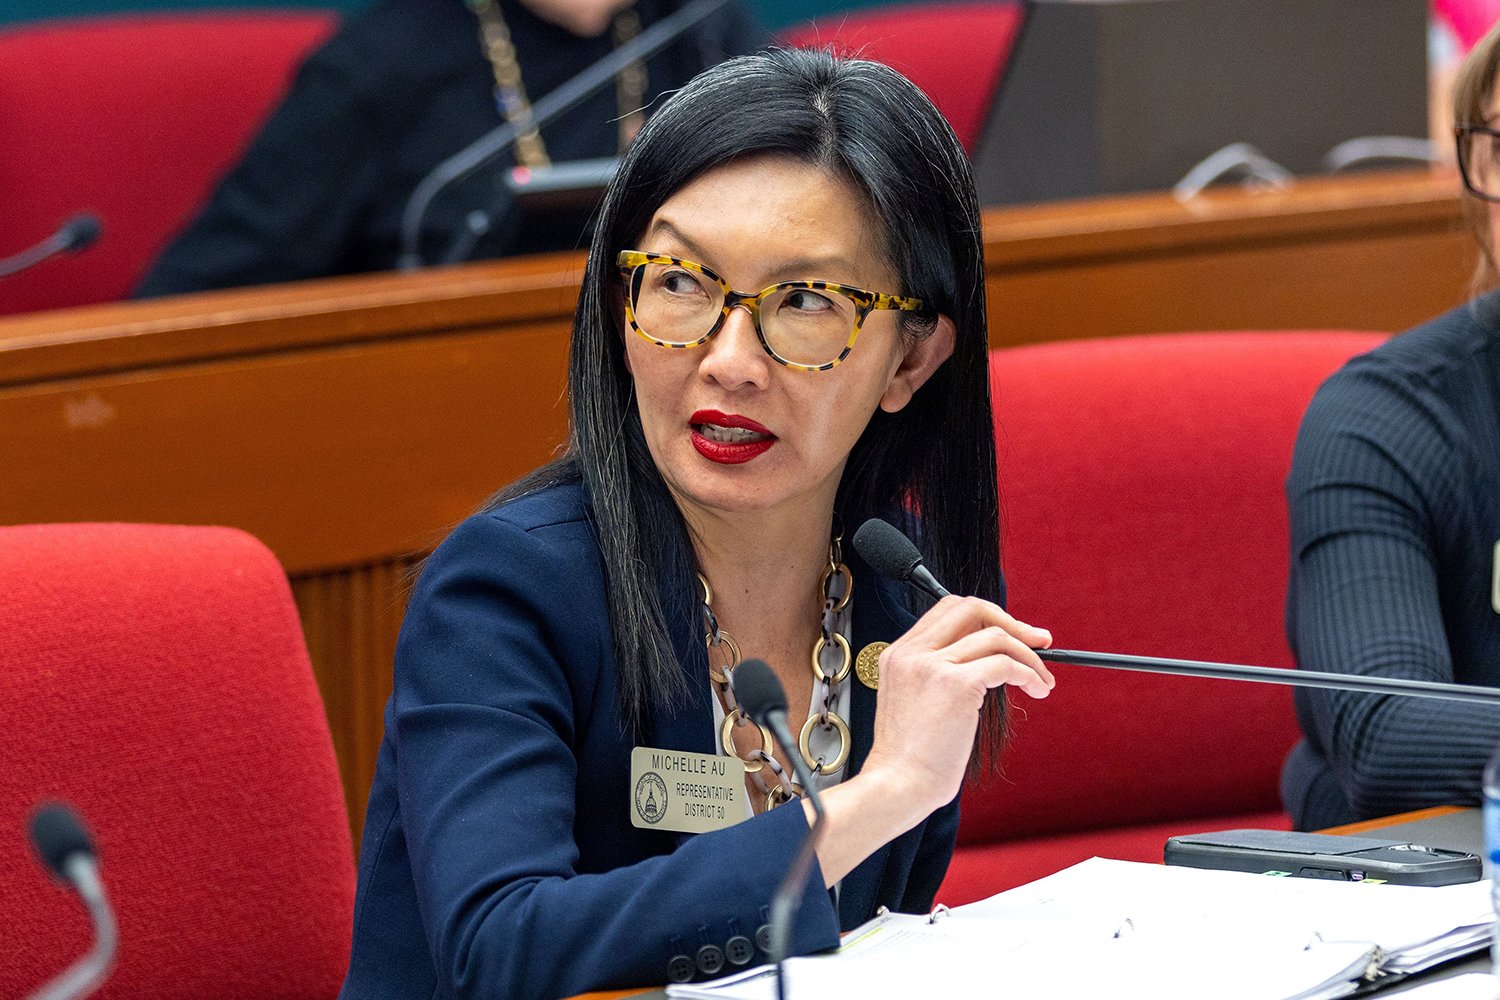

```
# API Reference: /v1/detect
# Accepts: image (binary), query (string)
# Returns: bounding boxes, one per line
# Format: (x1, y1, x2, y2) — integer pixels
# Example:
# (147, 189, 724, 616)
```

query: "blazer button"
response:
(667, 954, 696, 983)
(696, 943, 725, 976)
(755, 923, 773, 954)
(725, 934, 755, 966)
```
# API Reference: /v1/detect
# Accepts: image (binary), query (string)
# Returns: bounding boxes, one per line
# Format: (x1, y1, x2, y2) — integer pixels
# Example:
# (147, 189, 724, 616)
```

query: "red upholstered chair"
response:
(0, 524, 354, 999)
(778, 2, 1024, 154)
(938, 330, 1389, 904)
(0, 12, 337, 316)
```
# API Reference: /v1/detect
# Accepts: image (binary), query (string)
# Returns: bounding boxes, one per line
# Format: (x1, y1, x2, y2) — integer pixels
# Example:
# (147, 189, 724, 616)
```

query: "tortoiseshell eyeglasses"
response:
(617, 250, 930, 372)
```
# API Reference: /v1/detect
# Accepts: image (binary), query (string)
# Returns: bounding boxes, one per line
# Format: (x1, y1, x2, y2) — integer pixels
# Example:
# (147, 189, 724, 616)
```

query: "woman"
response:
(136, 0, 761, 296)
(1280, 22, 1500, 830)
(338, 49, 1054, 1000)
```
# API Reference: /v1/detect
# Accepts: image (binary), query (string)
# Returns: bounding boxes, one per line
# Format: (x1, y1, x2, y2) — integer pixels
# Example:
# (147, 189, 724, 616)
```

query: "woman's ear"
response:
(878, 315, 956, 413)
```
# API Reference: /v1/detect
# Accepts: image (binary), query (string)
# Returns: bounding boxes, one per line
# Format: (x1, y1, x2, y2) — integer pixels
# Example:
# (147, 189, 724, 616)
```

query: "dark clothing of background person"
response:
(136, 0, 763, 297)
(1280, 293, 1500, 830)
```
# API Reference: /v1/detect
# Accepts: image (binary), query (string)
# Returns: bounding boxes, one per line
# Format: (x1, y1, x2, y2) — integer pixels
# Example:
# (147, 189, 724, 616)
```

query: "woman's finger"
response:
(964, 653, 1055, 699)
(903, 595, 1052, 651)
(939, 626, 1056, 686)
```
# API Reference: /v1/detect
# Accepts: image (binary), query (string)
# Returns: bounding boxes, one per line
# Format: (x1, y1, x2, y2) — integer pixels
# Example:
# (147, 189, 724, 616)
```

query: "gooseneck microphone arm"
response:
(851, 518, 1500, 708)
(26, 803, 118, 1000)
(396, 0, 731, 271)
(1032, 646, 1500, 706)
(733, 659, 826, 1000)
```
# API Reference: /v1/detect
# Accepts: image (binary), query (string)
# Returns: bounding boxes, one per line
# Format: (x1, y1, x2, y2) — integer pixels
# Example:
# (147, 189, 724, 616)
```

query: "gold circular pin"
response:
(855, 641, 888, 690)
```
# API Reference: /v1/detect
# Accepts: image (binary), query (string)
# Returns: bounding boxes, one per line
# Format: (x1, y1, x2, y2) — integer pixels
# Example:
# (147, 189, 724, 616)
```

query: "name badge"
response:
(629, 746, 745, 834)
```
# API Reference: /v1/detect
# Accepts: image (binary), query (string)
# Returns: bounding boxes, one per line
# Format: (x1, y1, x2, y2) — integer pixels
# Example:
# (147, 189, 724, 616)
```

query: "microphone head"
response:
(60, 213, 102, 253)
(732, 658, 788, 723)
(29, 802, 96, 882)
(853, 518, 924, 582)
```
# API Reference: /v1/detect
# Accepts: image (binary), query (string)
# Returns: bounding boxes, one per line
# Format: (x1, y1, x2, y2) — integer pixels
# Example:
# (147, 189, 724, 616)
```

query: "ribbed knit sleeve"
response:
(1284, 304, 1500, 827)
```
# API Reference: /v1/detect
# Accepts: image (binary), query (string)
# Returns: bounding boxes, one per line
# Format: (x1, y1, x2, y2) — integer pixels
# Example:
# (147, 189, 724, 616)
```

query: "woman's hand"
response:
(863, 595, 1054, 816)
(805, 596, 1053, 887)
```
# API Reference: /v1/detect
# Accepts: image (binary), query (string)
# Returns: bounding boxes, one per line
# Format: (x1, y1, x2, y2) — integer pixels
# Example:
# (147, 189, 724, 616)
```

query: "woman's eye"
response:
(783, 288, 835, 313)
(657, 269, 710, 297)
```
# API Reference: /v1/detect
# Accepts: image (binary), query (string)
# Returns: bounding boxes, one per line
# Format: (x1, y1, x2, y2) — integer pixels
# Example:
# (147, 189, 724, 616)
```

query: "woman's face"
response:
(621, 154, 952, 526)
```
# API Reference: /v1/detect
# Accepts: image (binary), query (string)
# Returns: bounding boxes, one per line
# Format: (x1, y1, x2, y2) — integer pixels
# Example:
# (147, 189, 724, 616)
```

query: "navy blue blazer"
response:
(338, 482, 960, 1000)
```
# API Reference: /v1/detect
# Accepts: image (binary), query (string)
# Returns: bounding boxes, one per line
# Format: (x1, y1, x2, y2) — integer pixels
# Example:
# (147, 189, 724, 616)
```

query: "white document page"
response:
(668, 857, 1494, 1000)
(960, 857, 1493, 966)
(668, 908, 1377, 1000)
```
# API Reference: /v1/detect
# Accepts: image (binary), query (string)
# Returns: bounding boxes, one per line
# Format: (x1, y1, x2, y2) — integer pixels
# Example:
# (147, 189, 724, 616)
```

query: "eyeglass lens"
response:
(1463, 129, 1500, 199)
(632, 261, 860, 367)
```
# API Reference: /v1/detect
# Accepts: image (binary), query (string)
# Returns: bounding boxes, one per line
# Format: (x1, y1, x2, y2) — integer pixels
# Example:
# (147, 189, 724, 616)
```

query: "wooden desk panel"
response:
(0, 322, 569, 573)
(983, 168, 1471, 344)
(989, 228, 1469, 344)
(0, 169, 1472, 843)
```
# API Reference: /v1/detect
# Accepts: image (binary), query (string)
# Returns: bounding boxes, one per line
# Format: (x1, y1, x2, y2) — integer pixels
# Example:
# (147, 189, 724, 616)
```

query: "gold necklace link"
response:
(471, 0, 645, 171)
(612, 8, 647, 147)
(472, 0, 550, 168)
(699, 555, 853, 810)
(765, 781, 806, 808)
(798, 710, 851, 776)
(719, 709, 772, 774)
(810, 632, 852, 684)
(705, 630, 741, 686)
(819, 560, 853, 613)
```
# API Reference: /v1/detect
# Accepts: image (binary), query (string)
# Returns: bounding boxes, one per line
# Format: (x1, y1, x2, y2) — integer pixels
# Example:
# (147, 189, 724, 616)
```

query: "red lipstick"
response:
(689, 410, 776, 465)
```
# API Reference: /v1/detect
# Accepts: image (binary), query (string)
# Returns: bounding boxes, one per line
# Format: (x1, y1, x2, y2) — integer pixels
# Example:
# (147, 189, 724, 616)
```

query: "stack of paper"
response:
(667, 858, 1494, 1000)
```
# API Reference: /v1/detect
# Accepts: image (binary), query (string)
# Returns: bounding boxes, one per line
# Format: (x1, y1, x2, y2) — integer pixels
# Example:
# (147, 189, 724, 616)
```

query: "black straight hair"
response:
(493, 48, 1005, 765)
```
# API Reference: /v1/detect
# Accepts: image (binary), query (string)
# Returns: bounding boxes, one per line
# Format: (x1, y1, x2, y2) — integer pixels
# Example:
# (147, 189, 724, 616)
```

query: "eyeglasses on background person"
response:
(1456, 123, 1500, 203)
(617, 250, 931, 372)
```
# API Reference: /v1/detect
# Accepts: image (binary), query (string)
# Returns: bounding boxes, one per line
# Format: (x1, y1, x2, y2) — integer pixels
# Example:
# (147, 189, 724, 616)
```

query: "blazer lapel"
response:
(838, 558, 919, 926)
(644, 573, 720, 848)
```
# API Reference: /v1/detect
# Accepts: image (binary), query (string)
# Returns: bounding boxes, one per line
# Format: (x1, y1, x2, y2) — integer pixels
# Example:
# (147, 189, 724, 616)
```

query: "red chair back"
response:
(0, 523, 354, 999)
(778, 2, 1025, 154)
(961, 331, 1387, 845)
(0, 12, 337, 316)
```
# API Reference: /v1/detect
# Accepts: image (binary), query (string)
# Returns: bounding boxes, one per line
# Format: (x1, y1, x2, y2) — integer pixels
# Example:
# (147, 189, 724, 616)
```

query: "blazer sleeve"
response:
(898, 792, 960, 913)
(391, 513, 842, 999)
(1287, 367, 1500, 818)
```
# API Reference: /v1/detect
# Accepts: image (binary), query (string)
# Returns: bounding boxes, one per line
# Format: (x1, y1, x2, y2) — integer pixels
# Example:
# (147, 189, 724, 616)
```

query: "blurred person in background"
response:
(1280, 18, 1500, 829)
(137, 0, 761, 296)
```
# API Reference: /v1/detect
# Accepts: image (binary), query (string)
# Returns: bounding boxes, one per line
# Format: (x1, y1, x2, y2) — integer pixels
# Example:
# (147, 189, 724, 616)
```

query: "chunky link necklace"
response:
(469, 0, 647, 170)
(700, 536, 855, 813)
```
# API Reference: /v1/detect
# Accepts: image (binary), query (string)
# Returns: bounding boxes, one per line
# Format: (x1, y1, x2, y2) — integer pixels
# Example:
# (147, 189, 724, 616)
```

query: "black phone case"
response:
(1163, 828, 1482, 886)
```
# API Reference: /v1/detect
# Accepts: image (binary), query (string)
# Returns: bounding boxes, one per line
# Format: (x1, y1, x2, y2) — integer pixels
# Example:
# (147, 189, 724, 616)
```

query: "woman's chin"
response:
(671, 478, 783, 518)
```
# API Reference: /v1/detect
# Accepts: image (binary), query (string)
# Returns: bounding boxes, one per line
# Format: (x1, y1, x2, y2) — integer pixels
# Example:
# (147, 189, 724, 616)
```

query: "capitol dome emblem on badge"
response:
(635, 771, 668, 824)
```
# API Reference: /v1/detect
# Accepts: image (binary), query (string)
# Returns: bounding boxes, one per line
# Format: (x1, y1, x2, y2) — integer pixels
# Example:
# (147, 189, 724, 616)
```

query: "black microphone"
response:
(852, 518, 1500, 707)
(852, 518, 950, 602)
(0, 214, 103, 279)
(733, 659, 824, 1000)
(26, 803, 117, 1000)
(397, 0, 732, 270)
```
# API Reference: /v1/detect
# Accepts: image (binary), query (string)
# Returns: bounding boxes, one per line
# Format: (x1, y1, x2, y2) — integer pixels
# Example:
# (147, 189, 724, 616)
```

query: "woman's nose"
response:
(698, 305, 771, 389)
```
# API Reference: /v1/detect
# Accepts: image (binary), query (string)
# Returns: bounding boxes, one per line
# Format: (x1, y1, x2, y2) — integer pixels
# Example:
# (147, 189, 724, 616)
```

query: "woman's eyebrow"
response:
(642, 220, 860, 283)
(642, 219, 714, 263)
